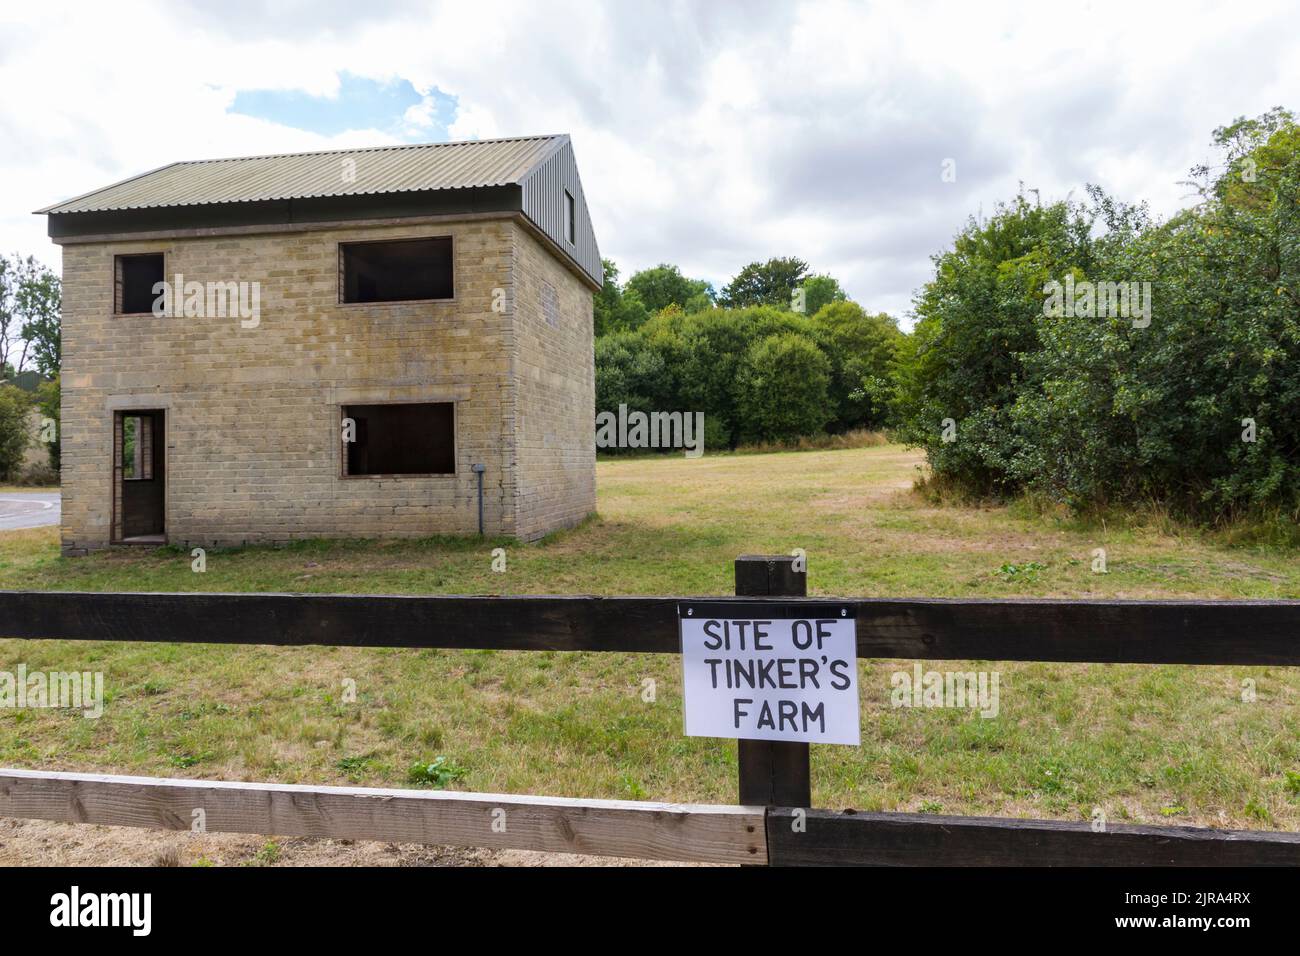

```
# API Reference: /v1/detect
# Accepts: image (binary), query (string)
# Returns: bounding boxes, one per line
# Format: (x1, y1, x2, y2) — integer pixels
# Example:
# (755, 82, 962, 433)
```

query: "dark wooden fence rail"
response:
(3, 590, 1300, 664)
(2, 557, 1300, 866)
(767, 809, 1300, 867)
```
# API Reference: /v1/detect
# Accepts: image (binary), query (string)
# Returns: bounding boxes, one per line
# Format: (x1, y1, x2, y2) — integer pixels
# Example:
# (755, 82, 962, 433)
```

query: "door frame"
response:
(110, 408, 167, 544)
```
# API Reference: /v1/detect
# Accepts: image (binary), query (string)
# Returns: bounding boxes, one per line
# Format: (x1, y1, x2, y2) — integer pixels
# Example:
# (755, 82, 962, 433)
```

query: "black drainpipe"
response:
(471, 464, 486, 536)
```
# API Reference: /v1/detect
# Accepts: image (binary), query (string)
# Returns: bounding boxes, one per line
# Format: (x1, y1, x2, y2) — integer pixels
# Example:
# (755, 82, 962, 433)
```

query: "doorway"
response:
(112, 410, 165, 543)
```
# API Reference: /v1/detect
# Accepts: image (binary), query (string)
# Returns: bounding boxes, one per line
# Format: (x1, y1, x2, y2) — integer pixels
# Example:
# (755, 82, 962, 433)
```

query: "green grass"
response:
(2, 444, 1299, 829)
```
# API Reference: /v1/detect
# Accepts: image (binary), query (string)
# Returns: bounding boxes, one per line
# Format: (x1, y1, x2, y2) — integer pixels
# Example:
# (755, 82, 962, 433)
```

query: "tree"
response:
(595, 333, 664, 415)
(799, 273, 847, 316)
(0, 256, 27, 375)
(36, 375, 59, 471)
(593, 258, 650, 336)
(0, 384, 31, 481)
(594, 304, 848, 450)
(736, 332, 833, 442)
(625, 264, 714, 315)
(719, 257, 810, 309)
(18, 257, 61, 377)
(893, 193, 1097, 496)
(1, 254, 60, 376)
(809, 301, 902, 430)
(594, 258, 623, 337)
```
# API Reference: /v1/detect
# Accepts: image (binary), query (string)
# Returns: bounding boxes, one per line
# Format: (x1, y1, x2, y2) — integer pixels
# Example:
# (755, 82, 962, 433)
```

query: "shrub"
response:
(894, 108, 1300, 521)
(809, 300, 903, 430)
(735, 332, 833, 443)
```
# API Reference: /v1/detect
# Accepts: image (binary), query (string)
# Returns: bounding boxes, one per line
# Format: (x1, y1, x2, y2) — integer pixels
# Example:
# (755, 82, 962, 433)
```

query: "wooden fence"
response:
(1, 555, 1299, 866)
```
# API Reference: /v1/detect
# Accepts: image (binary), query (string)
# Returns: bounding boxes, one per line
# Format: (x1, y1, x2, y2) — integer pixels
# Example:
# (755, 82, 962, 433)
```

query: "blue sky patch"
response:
(230, 72, 457, 140)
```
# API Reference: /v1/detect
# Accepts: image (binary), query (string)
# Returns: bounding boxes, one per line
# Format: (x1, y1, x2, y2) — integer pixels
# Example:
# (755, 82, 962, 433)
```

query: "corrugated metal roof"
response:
(37, 135, 568, 214)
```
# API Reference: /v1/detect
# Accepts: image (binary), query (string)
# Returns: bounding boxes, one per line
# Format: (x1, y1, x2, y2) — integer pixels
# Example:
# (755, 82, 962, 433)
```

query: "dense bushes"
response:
(0, 384, 31, 481)
(595, 302, 901, 450)
(893, 108, 1300, 520)
(36, 375, 59, 472)
(736, 332, 832, 442)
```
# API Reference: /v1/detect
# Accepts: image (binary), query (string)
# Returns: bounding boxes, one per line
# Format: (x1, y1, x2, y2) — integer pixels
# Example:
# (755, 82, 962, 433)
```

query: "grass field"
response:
(2, 444, 1299, 831)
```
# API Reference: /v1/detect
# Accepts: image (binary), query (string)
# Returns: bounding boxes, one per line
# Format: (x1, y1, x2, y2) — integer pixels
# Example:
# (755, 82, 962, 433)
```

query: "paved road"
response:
(0, 492, 60, 530)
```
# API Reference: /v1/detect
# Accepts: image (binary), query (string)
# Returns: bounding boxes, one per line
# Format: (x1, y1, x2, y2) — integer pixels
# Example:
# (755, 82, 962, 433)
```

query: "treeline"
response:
(594, 258, 902, 448)
(893, 107, 1300, 522)
(601, 108, 1300, 526)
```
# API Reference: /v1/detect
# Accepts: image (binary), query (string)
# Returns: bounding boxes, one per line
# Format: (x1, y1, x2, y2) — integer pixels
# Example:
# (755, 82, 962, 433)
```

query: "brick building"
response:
(38, 135, 601, 553)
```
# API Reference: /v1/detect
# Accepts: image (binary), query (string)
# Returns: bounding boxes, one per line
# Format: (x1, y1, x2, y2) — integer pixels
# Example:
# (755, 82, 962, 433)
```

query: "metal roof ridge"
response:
(155, 133, 567, 169)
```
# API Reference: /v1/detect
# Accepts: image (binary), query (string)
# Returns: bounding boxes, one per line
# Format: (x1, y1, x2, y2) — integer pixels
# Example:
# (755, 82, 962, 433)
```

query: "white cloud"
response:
(1, 0, 1297, 325)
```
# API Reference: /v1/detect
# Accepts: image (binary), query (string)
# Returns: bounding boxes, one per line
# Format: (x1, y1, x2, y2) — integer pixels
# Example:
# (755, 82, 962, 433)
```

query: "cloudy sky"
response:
(2, 0, 1297, 321)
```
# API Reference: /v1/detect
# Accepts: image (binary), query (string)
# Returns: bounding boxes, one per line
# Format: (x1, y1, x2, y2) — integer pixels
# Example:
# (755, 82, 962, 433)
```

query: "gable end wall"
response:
(509, 222, 597, 540)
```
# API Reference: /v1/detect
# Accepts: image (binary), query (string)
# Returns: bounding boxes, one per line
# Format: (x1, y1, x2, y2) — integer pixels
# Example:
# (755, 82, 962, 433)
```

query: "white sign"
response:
(679, 604, 860, 745)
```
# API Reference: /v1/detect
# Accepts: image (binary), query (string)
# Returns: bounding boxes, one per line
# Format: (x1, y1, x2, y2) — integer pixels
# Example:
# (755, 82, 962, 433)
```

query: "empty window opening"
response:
(116, 253, 164, 314)
(340, 237, 453, 304)
(564, 190, 576, 244)
(343, 403, 455, 476)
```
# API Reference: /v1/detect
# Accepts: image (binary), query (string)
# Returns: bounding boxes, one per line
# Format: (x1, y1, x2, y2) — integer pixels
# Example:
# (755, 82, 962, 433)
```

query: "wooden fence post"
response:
(734, 555, 812, 809)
